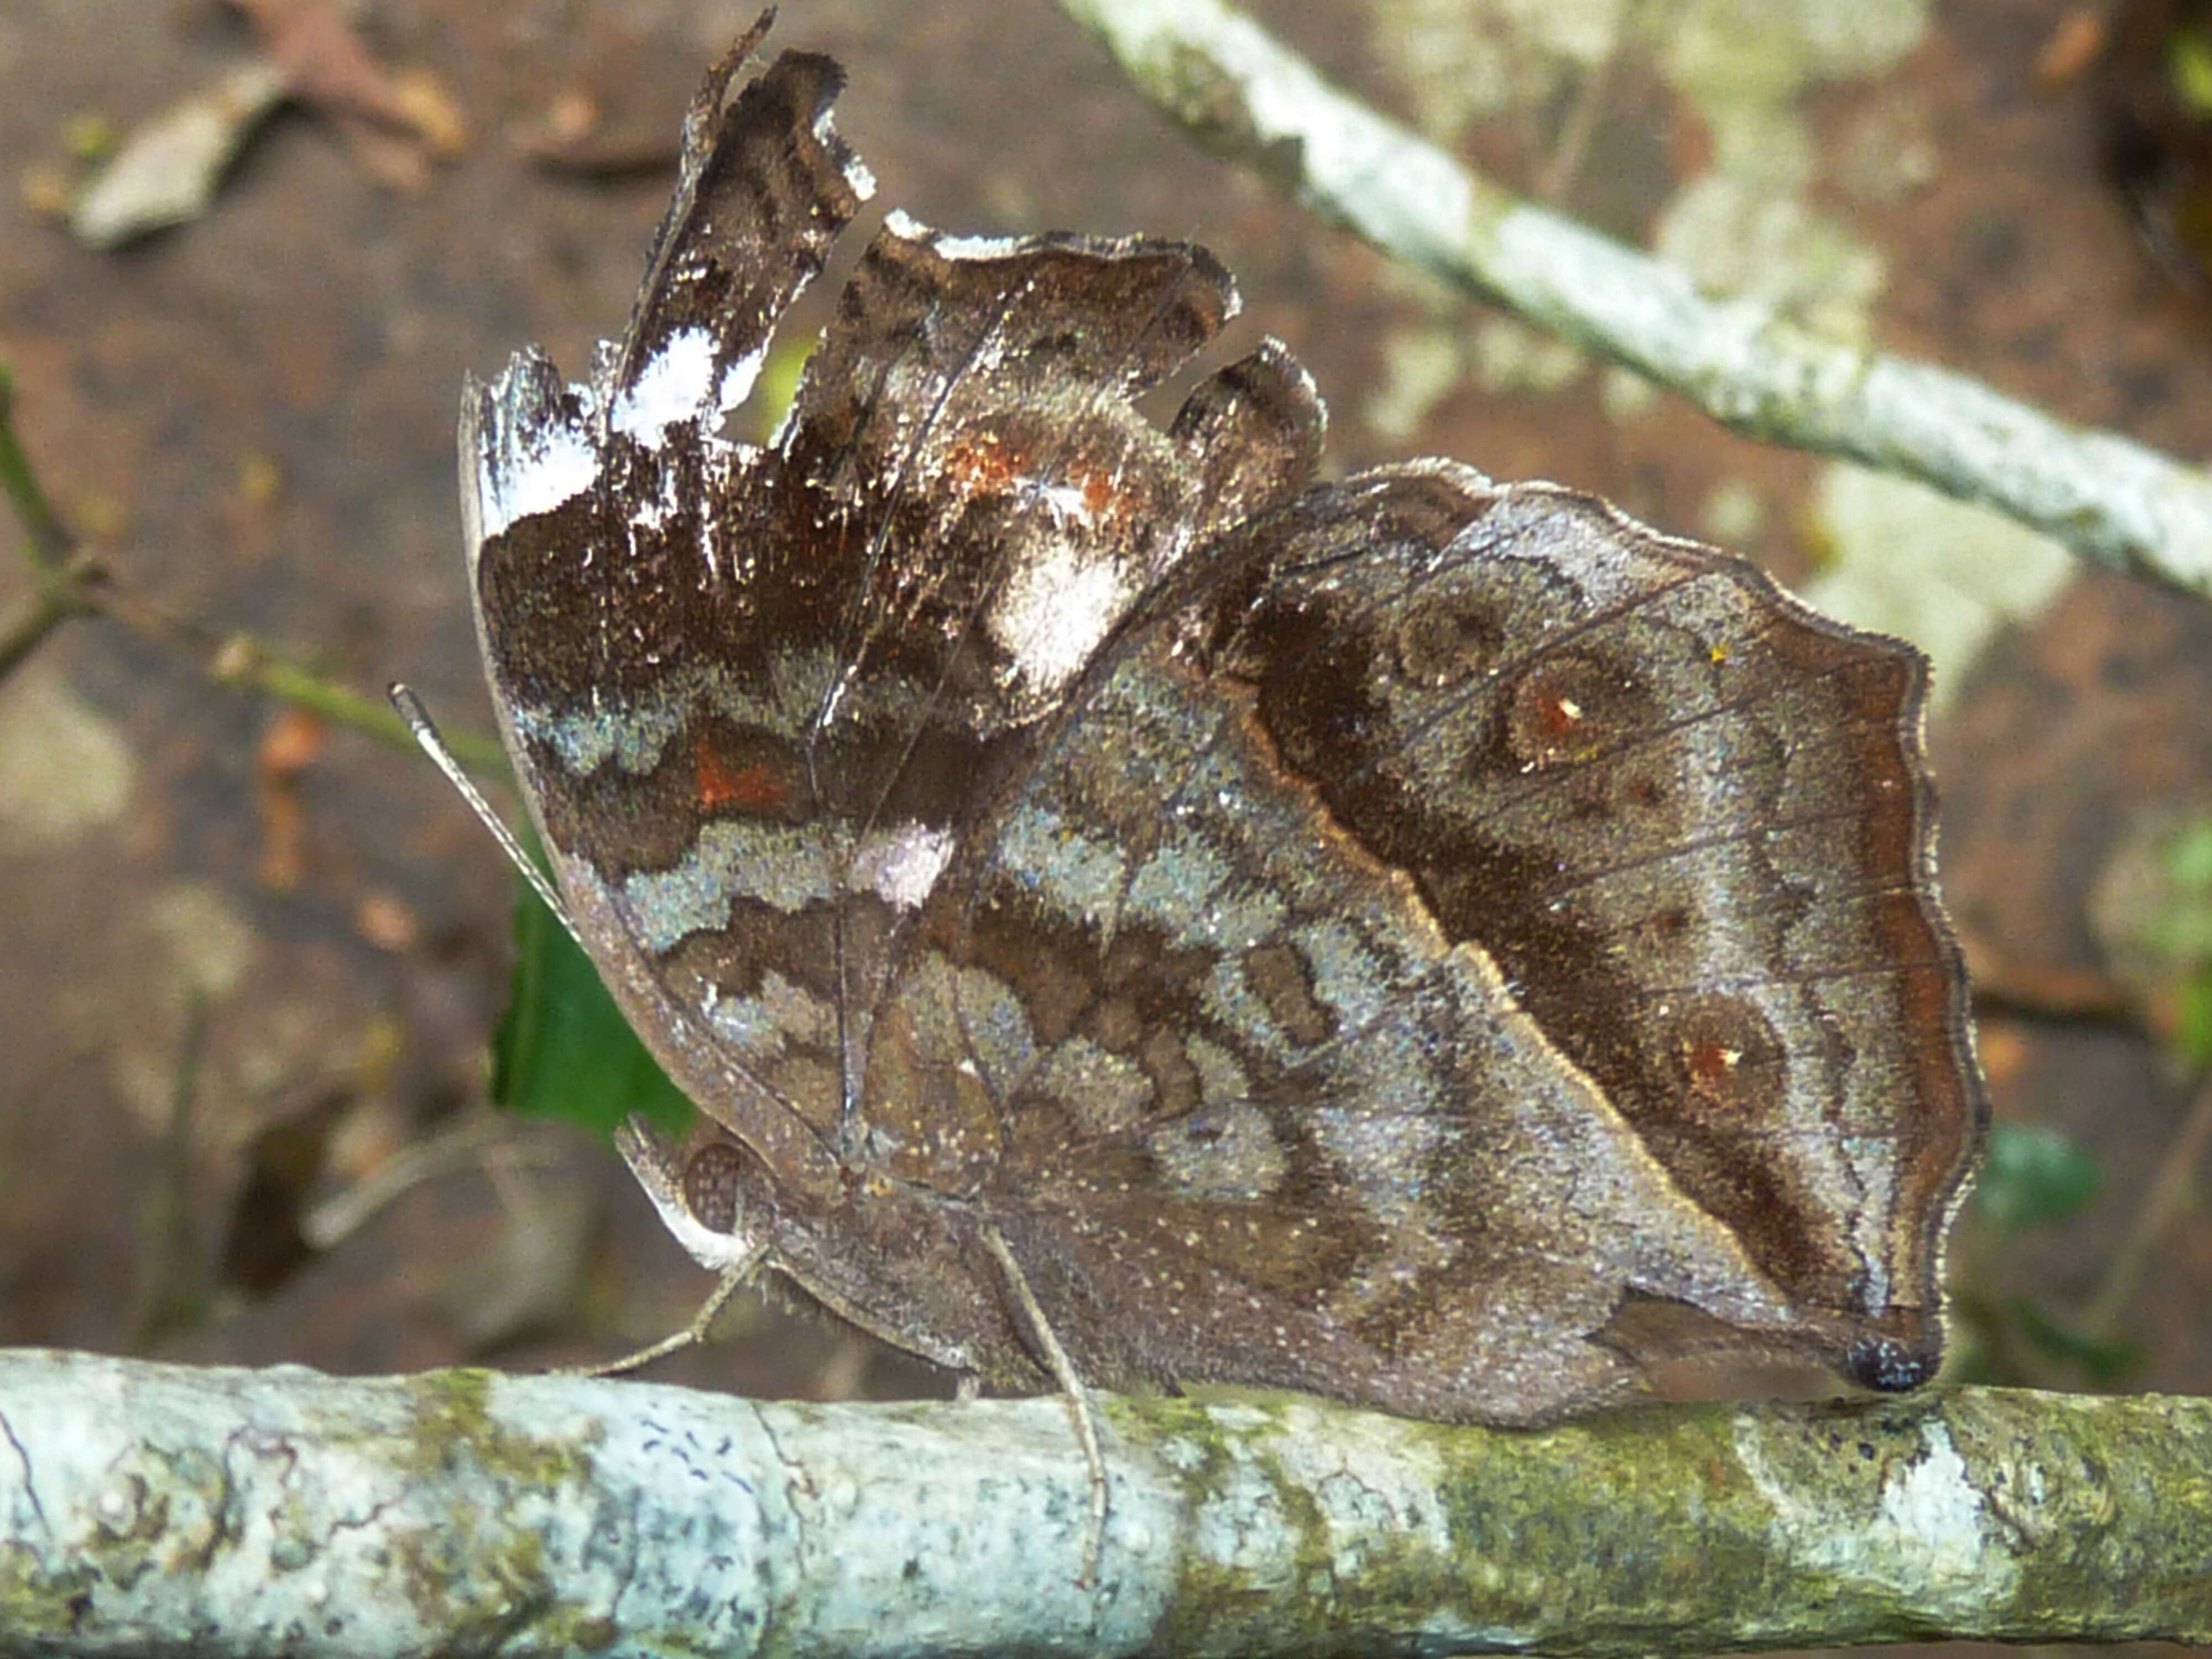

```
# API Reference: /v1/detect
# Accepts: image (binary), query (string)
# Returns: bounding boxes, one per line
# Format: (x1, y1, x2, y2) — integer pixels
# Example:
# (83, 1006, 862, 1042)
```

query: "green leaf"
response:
(491, 868, 692, 1138)
(1973, 1121, 2101, 1234)
(2178, 969, 2212, 1071)
(2166, 813, 2212, 894)
(2141, 813, 2212, 974)
(2171, 24, 2212, 121)
(749, 337, 812, 445)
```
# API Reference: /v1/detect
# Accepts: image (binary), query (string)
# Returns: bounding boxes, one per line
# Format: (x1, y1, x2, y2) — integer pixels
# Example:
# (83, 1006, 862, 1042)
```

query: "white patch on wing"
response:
(629, 465, 685, 531)
(477, 420, 600, 540)
(930, 228, 1032, 260)
(989, 539, 1130, 691)
(716, 345, 765, 419)
(1030, 479, 1096, 528)
(813, 106, 877, 200)
(613, 326, 718, 442)
(882, 207, 934, 243)
(851, 822, 957, 910)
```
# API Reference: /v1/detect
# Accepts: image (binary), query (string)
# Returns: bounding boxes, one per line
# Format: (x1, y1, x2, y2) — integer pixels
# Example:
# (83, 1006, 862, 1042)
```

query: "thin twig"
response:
(0, 552, 101, 680)
(129, 990, 209, 1352)
(0, 362, 74, 568)
(0, 358, 507, 773)
(1053, 0, 2212, 604)
(213, 639, 507, 774)
(301, 1111, 538, 1250)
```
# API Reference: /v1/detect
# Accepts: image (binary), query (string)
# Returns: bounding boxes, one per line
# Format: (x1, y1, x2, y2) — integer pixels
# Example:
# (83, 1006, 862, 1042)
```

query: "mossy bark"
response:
(0, 1354, 2206, 1656)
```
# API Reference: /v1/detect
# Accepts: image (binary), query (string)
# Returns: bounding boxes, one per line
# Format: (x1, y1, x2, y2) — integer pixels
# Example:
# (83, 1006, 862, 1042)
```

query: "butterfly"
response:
(443, 19, 1985, 1550)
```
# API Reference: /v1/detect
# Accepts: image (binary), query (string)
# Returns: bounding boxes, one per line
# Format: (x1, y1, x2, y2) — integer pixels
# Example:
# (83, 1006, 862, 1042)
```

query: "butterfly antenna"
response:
(388, 682, 586, 952)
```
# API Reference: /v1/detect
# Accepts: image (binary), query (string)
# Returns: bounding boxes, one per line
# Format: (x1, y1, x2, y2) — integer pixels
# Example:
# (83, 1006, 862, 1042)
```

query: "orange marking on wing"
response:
(1536, 689, 1585, 741)
(945, 432, 1021, 494)
(693, 736, 786, 811)
(1683, 1037, 1744, 1094)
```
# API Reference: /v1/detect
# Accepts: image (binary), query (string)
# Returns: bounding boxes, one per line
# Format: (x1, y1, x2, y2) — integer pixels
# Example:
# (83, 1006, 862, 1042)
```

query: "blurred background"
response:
(2, 0, 2210, 1479)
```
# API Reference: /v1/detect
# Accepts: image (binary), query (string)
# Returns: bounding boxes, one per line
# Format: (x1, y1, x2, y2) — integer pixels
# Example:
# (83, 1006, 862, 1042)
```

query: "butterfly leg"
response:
(559, 1239, 771, 1379)
(979, 1225, 1108, 1588)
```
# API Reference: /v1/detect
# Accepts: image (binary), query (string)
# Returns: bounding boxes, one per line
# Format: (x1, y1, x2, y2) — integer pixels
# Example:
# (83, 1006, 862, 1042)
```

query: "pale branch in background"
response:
(1053, 0, 2212, 606)
(0, 1353, 2206, 1656)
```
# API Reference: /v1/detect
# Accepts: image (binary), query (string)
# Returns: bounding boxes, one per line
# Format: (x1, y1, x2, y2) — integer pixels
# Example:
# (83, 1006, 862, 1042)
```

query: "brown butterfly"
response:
(438, 17, 1984, 1573)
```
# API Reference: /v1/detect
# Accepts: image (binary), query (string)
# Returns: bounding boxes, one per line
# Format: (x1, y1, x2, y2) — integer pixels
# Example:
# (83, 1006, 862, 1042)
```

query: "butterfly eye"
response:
(1847, 1327, 1942, 1392)
(682, 1142, 748, 1235)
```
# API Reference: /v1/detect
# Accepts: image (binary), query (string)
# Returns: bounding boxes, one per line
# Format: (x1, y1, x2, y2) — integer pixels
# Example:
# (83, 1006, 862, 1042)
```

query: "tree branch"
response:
(1051, 0, 2212, 606)
(0, 1352, 2205, 1655)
